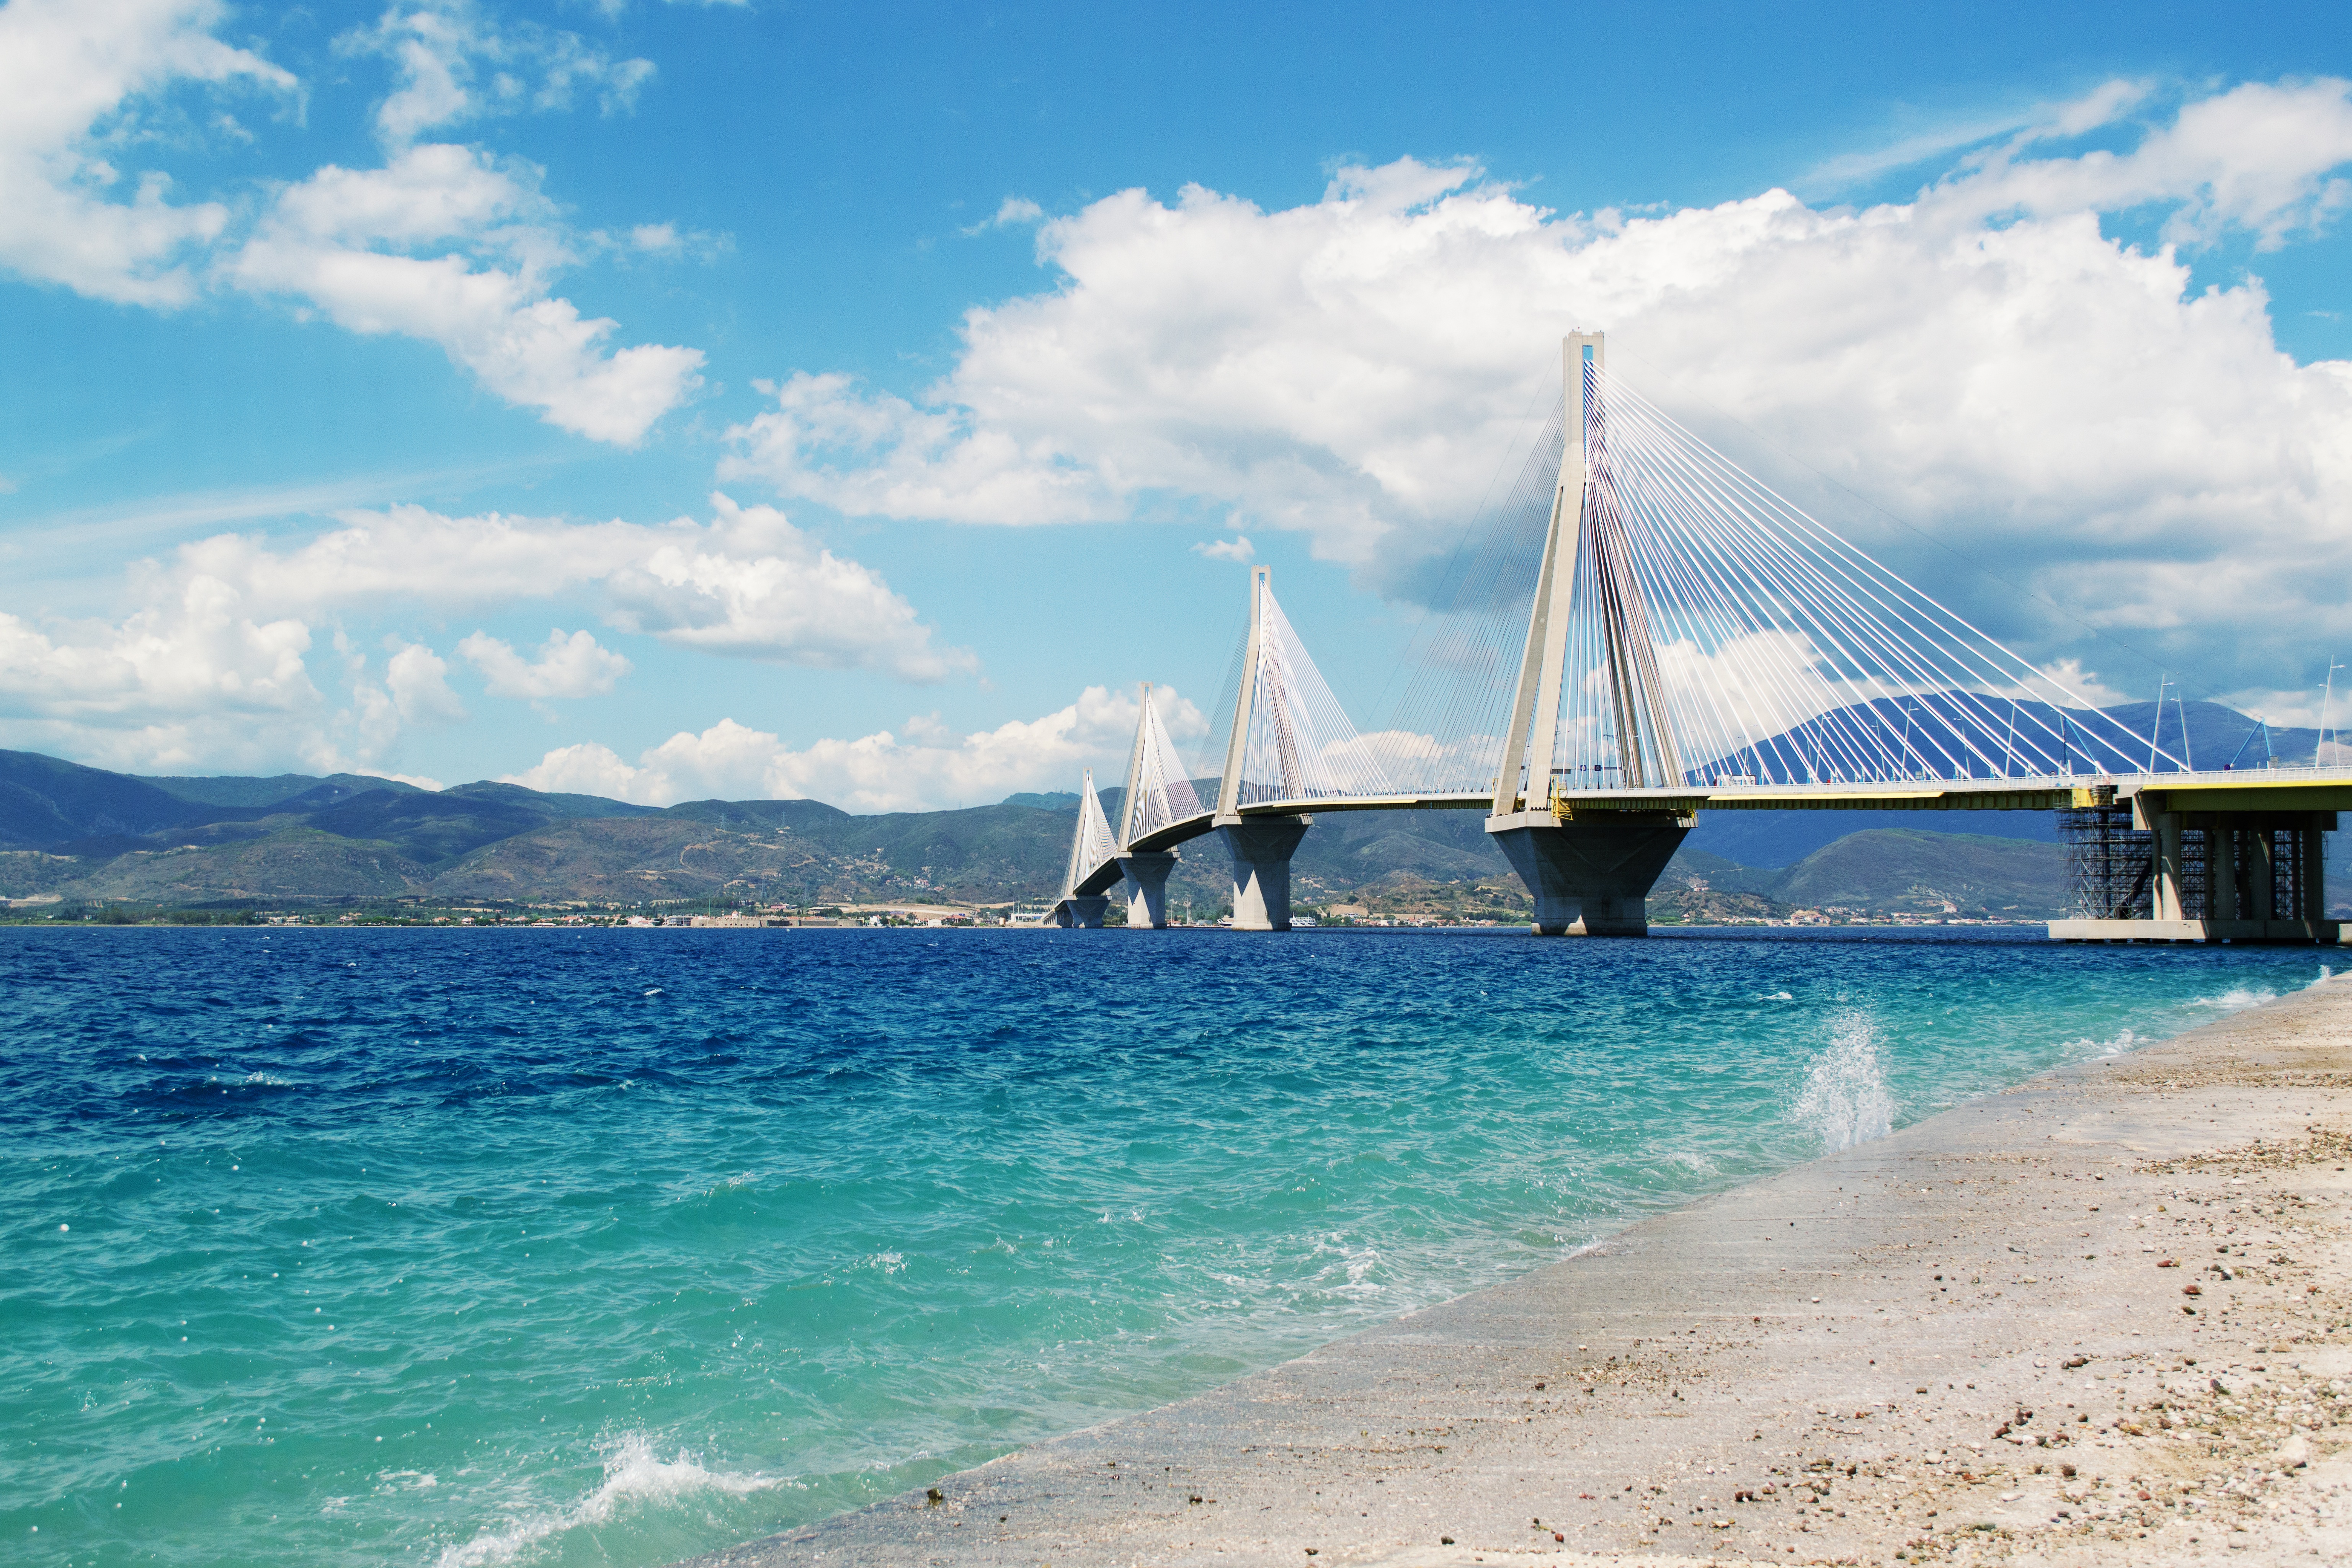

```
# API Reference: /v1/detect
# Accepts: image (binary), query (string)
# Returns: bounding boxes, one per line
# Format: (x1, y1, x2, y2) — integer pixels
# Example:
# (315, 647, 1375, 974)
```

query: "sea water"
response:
(0, 926, 2329, 1566)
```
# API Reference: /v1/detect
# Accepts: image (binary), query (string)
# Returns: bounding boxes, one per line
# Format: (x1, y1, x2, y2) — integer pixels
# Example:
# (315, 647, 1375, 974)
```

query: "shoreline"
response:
(686, 978, 2352, 1567)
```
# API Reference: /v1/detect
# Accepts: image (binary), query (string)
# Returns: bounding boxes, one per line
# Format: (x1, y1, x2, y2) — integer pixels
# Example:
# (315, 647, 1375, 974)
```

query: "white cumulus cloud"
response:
(0, 0, 701, 445)
(720, 80, 2352, 698)
(0, 0, 292, 305)
(226, 143, 704, 446)
(0, 575, 315, 724)
(0, 494, 960, 772)
(960, 195, 1043, 236)
(339, 0, 657, 146)
(507, 684, 1207, 812)
(165, 493, 965, 680)
(459, 627, 631, 699)
(85, 492, 957, 681)
(385, 641, 467, 724)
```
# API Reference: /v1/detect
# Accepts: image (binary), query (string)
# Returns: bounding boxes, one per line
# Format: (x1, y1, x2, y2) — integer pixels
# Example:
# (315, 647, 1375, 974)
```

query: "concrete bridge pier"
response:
(1490, 814, 1691, 936)
(1053, 895, 1111, 929)
(1219, 816, 1309, 931)
(1119, 852, 1179, 929)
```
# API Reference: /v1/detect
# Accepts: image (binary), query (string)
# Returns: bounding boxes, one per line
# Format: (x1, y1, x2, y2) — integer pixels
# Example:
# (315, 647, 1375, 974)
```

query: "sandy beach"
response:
(686, 976, 2352, 1568)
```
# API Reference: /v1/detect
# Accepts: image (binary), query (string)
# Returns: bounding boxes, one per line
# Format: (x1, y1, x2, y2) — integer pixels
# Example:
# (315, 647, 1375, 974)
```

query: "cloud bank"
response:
(722, 80, 2352, 710)
(508, 684, 1207, 813)
(0, 0, 702, 444)
(0, 495, 963, 776)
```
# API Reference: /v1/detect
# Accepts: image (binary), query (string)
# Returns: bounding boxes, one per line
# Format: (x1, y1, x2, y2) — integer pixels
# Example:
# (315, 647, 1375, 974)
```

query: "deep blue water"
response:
(0, 926, 2332, 1567)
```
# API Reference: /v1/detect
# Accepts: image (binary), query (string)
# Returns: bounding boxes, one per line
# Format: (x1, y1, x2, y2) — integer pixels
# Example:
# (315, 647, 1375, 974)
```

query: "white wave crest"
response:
(2057, 1027, 2138, 1059)
(2193, 987, 2276, 1011)
(1793, 1011, 1894, 1153)
(1306, 1232, 1384, 1299)
(436, 1434, 784, 1568)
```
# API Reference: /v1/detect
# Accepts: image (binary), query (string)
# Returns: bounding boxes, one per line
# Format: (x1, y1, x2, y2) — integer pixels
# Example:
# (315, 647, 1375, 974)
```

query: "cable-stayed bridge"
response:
(1049, 333, 2352, 944)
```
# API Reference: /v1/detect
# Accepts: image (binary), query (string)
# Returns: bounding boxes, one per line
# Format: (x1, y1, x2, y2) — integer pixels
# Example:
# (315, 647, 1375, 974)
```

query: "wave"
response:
(2057, 1027, 2138, 1058)
(1793, 1011, 1894, 1152)
(2192, 986, 2277, 1011)
(435, 1434, 786, 1568)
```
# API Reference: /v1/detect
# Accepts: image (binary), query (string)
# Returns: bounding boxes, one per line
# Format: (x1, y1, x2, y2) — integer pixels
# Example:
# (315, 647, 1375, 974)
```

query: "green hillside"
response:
(60, 829, 428, 902)
(1, 745, 2333, 925)
(1767, 828, 2068, 918)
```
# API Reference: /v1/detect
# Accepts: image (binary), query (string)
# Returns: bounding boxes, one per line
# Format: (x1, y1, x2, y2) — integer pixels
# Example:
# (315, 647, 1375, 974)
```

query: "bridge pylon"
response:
(1214, 565, 1310, 931)
(1049, 767, 1119, 928)
(1486, 331, 1691, 936)
(1113, 683, 1183, 928)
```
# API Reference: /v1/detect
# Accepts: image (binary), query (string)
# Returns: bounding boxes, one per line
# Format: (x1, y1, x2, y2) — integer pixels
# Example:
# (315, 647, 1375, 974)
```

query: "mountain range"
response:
(3, 716, 2343, 920)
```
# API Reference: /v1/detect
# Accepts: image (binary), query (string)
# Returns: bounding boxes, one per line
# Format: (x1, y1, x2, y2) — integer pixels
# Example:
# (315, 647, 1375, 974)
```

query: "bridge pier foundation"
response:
(1488, 813, 1691, 936)
(2055, 803, 2341, 943)
(1219, 816, 1309, 931)
(1119, 853, 1179, 929)
(1053, 895, 1111, 929)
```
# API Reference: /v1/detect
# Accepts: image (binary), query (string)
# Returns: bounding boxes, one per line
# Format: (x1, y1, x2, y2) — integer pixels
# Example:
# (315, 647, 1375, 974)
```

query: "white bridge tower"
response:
(1485, 332, 1693, 935)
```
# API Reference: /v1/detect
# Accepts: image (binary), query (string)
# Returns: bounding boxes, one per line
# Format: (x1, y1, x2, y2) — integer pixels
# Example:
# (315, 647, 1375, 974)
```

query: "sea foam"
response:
(436, 1434, 784, 1568)
(2055, 1027, 2139, 1059)
(1793, 1011, 1895, 1152)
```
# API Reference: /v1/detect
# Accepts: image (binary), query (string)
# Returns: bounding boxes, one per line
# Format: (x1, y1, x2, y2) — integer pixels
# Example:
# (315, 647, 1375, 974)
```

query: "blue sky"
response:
(3, 0, 2350, 807)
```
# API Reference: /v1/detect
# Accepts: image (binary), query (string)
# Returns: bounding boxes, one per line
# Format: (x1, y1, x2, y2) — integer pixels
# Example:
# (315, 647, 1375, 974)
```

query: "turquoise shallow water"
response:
(0, 926, 2334, 1566)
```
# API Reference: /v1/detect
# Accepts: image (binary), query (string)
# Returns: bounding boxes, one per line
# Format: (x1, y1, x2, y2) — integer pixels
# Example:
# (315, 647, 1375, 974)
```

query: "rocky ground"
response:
(684, 976, 2352, 1568)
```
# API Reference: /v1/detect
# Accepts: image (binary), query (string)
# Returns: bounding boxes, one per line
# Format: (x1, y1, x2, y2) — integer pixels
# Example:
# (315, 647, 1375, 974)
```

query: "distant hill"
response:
(1692, 694, 2318, 784)
(1763, 829, 2067, 918)
(2, 739, 2342, 920)
(1635, 831, 2069, 921)
(139, 771, 428, 809)
(1, 751, 241, 846)
(1682, 808, 2056, 868)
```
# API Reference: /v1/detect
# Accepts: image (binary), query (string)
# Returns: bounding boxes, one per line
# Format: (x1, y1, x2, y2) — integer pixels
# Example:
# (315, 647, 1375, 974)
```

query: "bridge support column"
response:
(1219, 816, 1309, 931)
(1488, 814, 1691, 936)
(1119, 853, 1178, 929)
(2302, 825, 2328, 923)
(2063, 802, 2339, 942)
(2151, 810, 2187, 922)
(1053, 896, 1110, 929)
(2209, 820, 2239, 923)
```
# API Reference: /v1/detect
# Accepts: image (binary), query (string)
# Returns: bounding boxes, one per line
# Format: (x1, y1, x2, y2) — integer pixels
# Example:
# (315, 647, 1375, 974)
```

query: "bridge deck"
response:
(1236, 766, 2352, 820)
(1101, 767, 2352, 877)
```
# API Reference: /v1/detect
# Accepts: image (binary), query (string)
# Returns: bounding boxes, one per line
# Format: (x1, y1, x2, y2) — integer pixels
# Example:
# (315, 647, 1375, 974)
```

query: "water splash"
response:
(2057, 1028, 2138, 1059)
(2193, 986, 2277, 1011)
(435, 1434, 785, 1568)
(1792, 1011, 1894, 1152)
